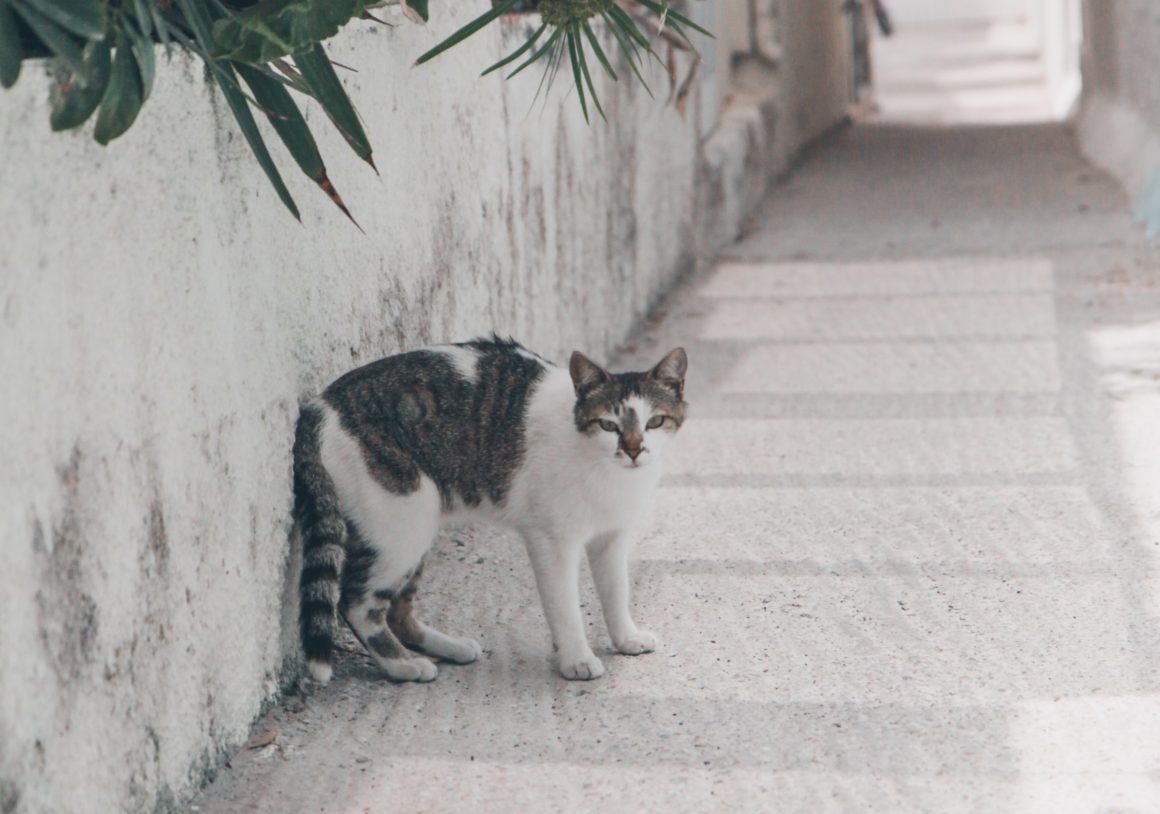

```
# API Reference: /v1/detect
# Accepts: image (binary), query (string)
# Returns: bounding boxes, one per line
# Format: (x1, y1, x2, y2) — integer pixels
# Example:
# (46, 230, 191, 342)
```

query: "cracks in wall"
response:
(35, 445, 100, 690)
(0, 777, 19, 814)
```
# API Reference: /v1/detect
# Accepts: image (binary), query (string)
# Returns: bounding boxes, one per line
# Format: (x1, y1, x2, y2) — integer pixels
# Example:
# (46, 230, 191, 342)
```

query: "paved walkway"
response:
(873, 16, 1058, 125)
(193, 63, 1160, 814)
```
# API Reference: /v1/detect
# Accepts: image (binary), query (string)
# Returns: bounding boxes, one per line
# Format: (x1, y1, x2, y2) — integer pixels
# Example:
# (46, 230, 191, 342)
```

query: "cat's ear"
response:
(649, 347, 688, 393)
(569, 351, 613, 395)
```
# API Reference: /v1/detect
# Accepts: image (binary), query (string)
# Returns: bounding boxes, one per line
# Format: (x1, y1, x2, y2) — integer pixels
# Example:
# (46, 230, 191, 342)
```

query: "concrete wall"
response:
(0, 3, 855, 812)
(729, 1, 854, 171)
(1077, 0, 1160, 234)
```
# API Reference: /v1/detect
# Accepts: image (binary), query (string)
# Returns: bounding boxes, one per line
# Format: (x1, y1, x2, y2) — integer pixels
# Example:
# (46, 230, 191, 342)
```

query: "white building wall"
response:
(1077, 0, 1160, 233)
(0, 3, 857, 812)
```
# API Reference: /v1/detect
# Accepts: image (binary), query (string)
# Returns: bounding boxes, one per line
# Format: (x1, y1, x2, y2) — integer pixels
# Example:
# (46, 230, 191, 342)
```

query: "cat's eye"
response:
(646, 415, 666, 430)
(598, 419, 618, 433)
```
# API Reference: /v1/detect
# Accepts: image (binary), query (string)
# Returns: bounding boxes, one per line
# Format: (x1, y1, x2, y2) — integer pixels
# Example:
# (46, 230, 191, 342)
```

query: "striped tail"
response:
(293, 402, 347, 685)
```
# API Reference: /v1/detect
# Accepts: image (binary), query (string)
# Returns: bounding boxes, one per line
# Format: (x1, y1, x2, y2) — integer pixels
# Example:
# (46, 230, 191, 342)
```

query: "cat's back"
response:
(319, 337, 553, 508)
(322, 337, 549, 417)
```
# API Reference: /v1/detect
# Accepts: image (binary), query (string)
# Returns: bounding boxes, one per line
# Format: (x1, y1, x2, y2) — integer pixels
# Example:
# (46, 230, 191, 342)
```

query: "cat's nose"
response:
(622, 444, 643, 461)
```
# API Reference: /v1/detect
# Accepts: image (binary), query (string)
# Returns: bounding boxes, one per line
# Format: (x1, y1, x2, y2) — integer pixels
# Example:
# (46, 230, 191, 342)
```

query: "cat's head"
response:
(569, 347, 688, 469)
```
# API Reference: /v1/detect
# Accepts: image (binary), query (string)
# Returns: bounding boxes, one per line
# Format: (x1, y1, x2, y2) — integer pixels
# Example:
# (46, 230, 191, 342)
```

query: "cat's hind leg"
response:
(345, 588, 438, 683)
(385, 562, 483, 665)
(339, 478, 443, 683)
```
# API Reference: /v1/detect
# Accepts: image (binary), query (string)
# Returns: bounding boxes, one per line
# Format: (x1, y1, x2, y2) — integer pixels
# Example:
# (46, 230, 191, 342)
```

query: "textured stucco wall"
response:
(724, 1, 853, 175)
(773, 1, 854, 166)
(0, 3, 853, 813)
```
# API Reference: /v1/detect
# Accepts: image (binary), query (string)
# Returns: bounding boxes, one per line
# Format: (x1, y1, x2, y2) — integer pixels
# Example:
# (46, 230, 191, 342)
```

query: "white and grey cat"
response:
(293, 336, 688, 683)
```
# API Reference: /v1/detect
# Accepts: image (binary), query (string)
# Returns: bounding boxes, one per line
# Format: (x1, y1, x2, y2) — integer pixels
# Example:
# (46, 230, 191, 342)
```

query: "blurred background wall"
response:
(1077, 0, 1160, 234)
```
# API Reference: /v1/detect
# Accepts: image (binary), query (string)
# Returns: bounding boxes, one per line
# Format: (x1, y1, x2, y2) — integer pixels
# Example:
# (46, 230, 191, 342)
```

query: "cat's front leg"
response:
(587, 532, 656, 656)
(522, 533, 605, 680)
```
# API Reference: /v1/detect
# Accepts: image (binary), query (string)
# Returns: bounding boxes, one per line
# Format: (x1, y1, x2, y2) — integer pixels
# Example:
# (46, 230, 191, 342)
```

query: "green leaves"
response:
(0, 2, 24, 88)
(236, 62, 360, 227)
(122, 10, 154, 98)
(20, 0, 105, 39)
(414, 0, 522, 67)
(28, 1, 153, 143)
(8, 0, 88, 75)
(3, 0, 379, 223)
(6, 0, 145, 140)
(214, 59, 303, 220)
(50, 36, 110, 130)
(634, 0, 711, 38)
(417, 0, 710, 123)
(92, 29, 144, 144)
(481, 20, 546, 77)
(211, 0, 368, 64)
(292, 43, 374, 170)
(1, 0, 714, 224)
(401, 0, 427, 24)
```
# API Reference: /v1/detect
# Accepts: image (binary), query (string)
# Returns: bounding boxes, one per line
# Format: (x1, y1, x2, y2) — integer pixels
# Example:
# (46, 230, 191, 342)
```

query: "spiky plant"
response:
(0, 0, 395, 224)
(415, 0, 710, 123)
(1, 0, 712, 223)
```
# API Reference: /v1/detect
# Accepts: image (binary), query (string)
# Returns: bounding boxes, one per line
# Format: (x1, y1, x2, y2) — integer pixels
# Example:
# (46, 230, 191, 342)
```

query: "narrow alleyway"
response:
(194, 41, 1160, 814)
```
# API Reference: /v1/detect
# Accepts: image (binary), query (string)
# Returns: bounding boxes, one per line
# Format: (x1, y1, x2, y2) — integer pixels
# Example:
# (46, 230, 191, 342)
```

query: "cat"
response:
(292, 336, 687, 683)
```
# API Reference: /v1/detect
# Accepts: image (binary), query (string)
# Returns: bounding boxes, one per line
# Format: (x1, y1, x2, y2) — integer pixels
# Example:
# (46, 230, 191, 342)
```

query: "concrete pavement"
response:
(192, 86, 1160, 814)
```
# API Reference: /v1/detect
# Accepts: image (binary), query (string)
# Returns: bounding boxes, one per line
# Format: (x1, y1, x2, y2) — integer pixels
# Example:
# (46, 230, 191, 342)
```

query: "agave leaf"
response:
(506, 24, 561, 79)
(400, 0, 426, 24)
(121, 12, 155, 99)
(172, 0, 215, 53)
(164, 0, 303, 218)
(0, 1, 23, 88)
(606, 4, 651, 50)
(21, 0, 104, 39)
(131, 0, 151, 37)
(212, 60, 301, 219)
(293, 43, 373, 170)
(633, 0, 712, 38)
(93, 33, 144, 144)
(235, 61, 361, 227)
(581, 20, 615, 81)
(235, 62, 322, 177)
(414, 0, 521, 66)
(543, 26, 570, 102)
(9, 0, 86, 75)
(211, 0, 366, 65)
(565, 27, 587, 123)
(608, 3, 662, 68)
(602, 11, 651, 95)
(572, 23, 604, 121)
(149, 2, 172, 52)
(50, 35, 111, 130)
(481, 20, 545, 77)
(271, 56, 310, 94)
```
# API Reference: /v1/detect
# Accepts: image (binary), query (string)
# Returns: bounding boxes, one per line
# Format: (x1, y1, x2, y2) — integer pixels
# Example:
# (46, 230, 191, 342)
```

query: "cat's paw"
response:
(614, 630, 657, 656)
(442, 637, 483, 665)
(558, 654, 606, 681)
(381, 656, 438, 683)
